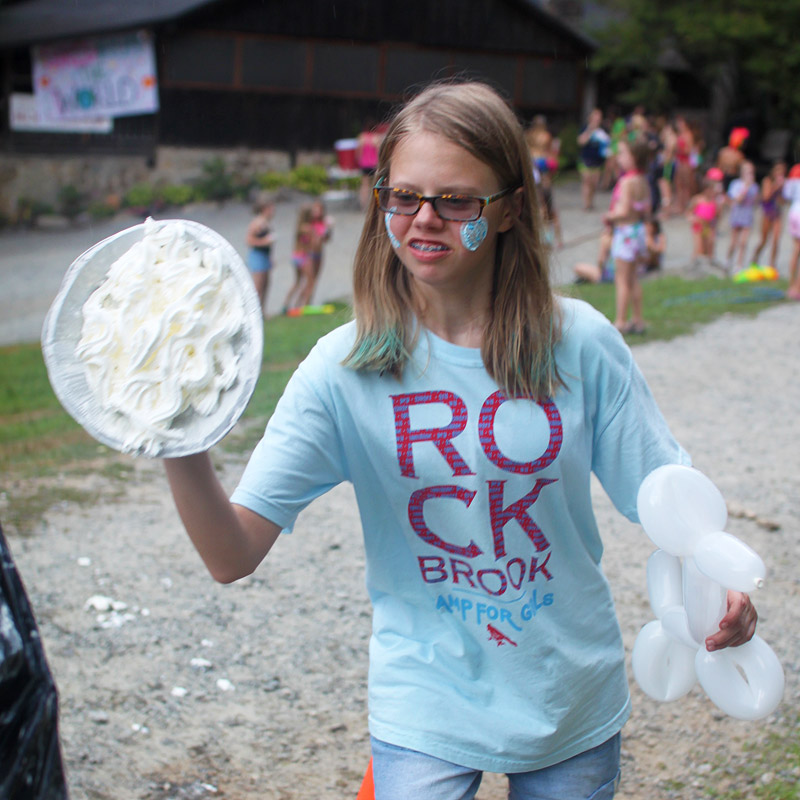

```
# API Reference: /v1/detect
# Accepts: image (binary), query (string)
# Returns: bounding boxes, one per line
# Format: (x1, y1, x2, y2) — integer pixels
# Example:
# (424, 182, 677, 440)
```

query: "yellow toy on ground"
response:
(733, 264, 779, 283)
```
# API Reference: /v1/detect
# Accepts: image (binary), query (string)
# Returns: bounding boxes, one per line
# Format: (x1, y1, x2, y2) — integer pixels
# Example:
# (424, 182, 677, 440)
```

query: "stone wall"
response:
(0, 146, 321, 221)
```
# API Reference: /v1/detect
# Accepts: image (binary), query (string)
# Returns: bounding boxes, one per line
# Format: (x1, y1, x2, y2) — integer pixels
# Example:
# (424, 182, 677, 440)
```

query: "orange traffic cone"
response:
(356, 757, 374, 799)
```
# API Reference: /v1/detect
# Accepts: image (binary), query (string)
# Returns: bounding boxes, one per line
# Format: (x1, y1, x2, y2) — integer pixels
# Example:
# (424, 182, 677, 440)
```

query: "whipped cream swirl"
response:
(76, 218, 245, 456)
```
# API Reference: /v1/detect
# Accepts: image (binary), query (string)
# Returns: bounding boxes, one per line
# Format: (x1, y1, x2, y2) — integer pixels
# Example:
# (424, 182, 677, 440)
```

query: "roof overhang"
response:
(0, 0, 222, 48)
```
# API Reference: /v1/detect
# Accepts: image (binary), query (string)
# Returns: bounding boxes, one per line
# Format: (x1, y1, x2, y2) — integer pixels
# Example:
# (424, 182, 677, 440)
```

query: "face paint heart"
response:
(460, 218, 488, 251)
(384, 211, 401, 249)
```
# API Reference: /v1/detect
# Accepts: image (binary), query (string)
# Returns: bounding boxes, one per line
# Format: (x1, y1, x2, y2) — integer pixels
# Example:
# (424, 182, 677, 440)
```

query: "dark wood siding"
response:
(1, 0, 592, 155)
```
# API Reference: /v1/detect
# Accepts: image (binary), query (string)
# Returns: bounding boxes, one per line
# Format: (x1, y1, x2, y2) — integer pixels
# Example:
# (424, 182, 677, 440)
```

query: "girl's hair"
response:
(623, 135, 652, 173)
(294, 203, 313, 248)
(253, 192, 276, 215)
(343, 80, 561, 400)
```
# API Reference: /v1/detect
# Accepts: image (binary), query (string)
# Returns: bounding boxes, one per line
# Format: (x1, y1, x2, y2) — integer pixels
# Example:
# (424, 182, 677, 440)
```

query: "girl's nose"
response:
(415, 198, 444, 226)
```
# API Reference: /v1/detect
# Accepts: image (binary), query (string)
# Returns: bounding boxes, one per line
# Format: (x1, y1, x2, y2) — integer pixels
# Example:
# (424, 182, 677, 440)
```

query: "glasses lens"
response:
(377, 188, 420, 215)
(434, 196, 482, 221)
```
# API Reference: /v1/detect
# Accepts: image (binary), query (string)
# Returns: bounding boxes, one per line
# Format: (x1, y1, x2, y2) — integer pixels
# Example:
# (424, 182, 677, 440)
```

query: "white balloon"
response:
(694, 531, 766, 592)
(683, 557, 727, 644)
(632, 620, 697, 702)
(660, 605, 701, 649)
(637, 465, 728, 556)
(646, 549, 683, 618)
(695, 635, 785, 720)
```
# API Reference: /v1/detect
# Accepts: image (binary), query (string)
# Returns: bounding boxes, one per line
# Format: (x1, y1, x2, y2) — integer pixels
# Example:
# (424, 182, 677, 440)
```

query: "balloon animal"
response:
(632, 465, 784, 720)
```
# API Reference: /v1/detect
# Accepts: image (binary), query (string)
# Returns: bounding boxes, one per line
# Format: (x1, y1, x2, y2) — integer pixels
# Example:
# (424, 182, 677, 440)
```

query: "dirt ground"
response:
(4, 300, 797, 800)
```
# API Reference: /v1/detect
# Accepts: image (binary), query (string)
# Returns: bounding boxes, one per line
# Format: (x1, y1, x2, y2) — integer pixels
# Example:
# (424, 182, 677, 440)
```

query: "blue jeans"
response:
(370, 732, 621, 800)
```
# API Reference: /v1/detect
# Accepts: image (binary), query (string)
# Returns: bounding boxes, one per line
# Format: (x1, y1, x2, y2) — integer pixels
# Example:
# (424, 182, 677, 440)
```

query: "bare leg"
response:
(251, 271, 268, 314)
(789, 239, 800, 286)
(613, 258, 634, 330)
(299, 256, 322, 307)
(769, 219, 782, 267)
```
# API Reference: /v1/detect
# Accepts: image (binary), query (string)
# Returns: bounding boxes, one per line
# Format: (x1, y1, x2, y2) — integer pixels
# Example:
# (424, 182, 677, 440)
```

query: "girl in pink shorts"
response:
(783, 164, 800, 299)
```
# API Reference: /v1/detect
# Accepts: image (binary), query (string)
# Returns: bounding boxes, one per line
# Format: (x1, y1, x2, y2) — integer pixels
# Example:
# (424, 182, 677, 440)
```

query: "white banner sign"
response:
(33, 30, 159, 120)
(10, 93, 113, 133)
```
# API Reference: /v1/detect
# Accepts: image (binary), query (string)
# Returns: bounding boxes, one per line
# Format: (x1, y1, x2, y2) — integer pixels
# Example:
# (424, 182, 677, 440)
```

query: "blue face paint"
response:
(384, 210, 401, 249)
(460, 218, 488, 251)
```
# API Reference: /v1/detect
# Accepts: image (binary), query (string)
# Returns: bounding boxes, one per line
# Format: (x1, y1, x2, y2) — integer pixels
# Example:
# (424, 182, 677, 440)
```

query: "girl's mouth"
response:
(410, 239, 450, 255)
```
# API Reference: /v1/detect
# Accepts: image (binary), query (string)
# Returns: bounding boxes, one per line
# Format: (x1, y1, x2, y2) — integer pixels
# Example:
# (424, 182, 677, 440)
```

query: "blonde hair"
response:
(294, 203, 313, 250)
(343, 80, 562, 400)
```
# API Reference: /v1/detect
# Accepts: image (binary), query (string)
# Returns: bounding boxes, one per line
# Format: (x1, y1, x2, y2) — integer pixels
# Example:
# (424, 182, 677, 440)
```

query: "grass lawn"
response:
(1, 277, 790, 482)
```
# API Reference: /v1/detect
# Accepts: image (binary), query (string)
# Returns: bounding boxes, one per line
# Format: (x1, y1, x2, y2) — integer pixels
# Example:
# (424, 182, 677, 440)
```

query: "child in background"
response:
(750, 160, 786, 269)
(643, 219, 666, 273)
(281, 203, 314, 313)
(163, 81, 757, 798)
(604, 136, 651, 334)
(245, 195, 276, 314)
(687, 168, 724, 270)
(299, 199, 334, 307)
(725, 161, 760, 275)
(782, 163, 800, 300)
(572, 226, 614, 284)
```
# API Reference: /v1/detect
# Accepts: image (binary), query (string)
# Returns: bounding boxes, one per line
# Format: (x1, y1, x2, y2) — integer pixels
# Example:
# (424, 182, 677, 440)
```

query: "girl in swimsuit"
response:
(726, 161, 760, 274)
(604, 136, 651, 334)
(750, 161, 786, 268)
(687, 168, 724, 268)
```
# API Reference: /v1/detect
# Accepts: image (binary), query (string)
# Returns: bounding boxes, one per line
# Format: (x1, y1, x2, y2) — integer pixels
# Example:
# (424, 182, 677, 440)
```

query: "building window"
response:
(311, 43, 379, 94)
(451, 53, 517, 99)
(241, 39, 308, 90)
(520, 58, 577, 108)
(162, 35, 236, 85)
(384, 48, 453, 96)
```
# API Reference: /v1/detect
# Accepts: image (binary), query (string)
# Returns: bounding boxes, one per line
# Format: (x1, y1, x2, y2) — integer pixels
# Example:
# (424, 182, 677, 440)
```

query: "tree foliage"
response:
(589, 0, 800, 133)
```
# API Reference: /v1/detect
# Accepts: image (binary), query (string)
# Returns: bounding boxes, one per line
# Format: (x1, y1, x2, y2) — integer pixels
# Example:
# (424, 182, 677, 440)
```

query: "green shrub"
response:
(557, 122, 579, 171)
(123, 182, 157, 210)
(194, 157, 234, 202)
(288, 164, 329, 195)
(16, 196, 53, 225)
(87, 201, 117, 219)
(159, 183, 195, 207)
(256, 171, 290, 191)
(57, 184, 85, 219)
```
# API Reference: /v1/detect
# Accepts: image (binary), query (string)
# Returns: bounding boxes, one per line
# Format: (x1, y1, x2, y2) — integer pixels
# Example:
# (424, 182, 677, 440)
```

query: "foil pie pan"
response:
(41, 218, 264, 458)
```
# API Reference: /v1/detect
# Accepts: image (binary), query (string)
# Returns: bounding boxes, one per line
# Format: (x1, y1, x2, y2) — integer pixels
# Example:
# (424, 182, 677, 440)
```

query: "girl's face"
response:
(616, 141, 633, 172)
(741, 163, 755, 181)
(311, 201, 324, 219)
(384, 130, 516, 300)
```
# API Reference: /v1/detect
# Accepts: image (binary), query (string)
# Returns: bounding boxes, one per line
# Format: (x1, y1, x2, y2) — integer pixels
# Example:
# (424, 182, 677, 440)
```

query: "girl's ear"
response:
(497, 188, 524, 233)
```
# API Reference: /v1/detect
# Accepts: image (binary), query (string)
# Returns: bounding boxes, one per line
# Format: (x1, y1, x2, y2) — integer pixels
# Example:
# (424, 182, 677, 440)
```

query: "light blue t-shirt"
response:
(231, 297, 690, 773)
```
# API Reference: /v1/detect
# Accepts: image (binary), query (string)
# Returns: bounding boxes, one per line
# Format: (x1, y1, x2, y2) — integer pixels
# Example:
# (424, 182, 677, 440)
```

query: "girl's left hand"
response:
(705, 590, 757, 651)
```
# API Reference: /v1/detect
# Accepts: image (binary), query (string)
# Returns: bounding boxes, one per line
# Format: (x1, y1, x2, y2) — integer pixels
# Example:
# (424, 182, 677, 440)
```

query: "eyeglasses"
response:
(373, 178, 520, 222)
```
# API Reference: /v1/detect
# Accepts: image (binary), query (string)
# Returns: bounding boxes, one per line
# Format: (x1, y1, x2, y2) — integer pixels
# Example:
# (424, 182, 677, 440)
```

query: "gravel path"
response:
(2, 181, 798, 799)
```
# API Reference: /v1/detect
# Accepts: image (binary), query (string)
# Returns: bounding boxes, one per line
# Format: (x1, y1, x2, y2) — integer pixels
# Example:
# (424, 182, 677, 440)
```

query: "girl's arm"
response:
(245, 219, 272, 249)
(164, 453, 281, 584)
(604, 179, 630, 223)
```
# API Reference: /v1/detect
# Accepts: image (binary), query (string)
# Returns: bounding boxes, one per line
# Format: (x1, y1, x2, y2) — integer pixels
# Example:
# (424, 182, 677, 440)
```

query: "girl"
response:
(526, 115, 563, 247)
(643, 218, 666, 274)
(687, 168, 724, 269)
(281, 203, 314, 313)
(163, 81, 757, 799)
(672, 116, 695, 214)
(726, 160, 760, 274)
(604, 136, 651, 334)
(750, 160, 786, 269)
(783, 164, 800, 300)
(245, 195, 276, 314)
(299, 198, 334, 307)
(576, 108, 609, 211)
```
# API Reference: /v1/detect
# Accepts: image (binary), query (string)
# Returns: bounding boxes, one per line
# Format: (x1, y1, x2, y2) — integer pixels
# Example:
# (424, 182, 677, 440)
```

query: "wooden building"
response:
(0, 0, 596, 160)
